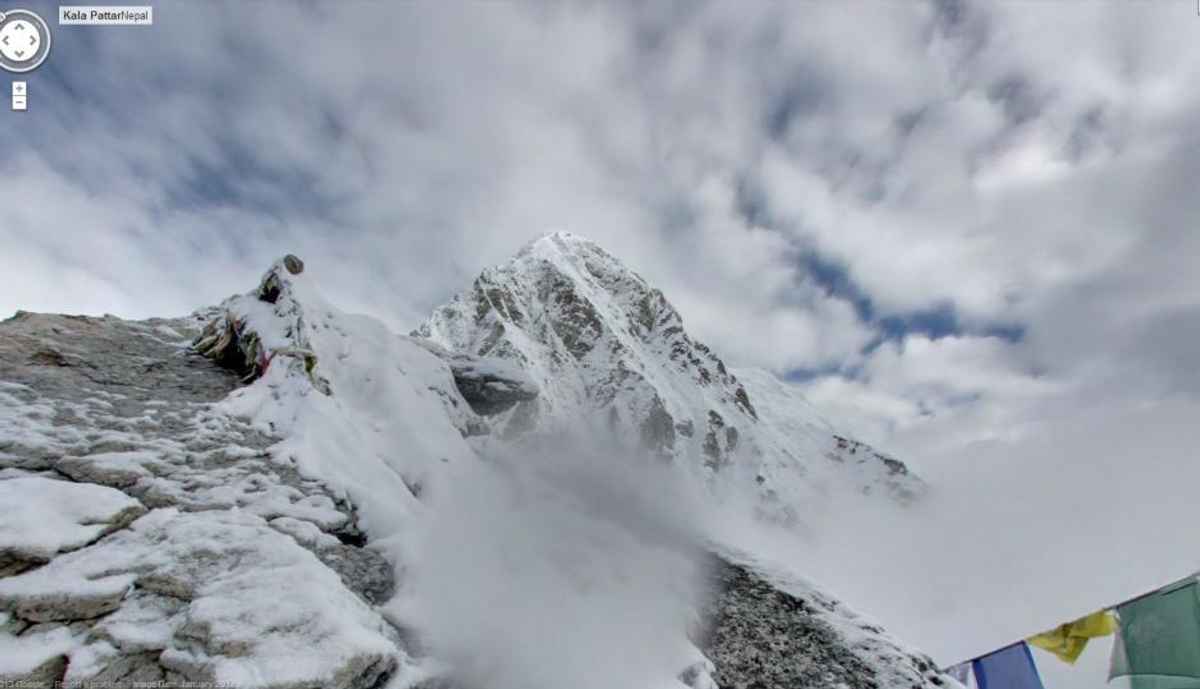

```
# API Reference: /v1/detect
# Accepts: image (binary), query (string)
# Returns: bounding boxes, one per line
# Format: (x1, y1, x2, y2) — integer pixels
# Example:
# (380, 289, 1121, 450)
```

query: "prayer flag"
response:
(1027, 609, 1117, 664)
(1110, 579, 1200, 689)
(972, 642, 1044, 689)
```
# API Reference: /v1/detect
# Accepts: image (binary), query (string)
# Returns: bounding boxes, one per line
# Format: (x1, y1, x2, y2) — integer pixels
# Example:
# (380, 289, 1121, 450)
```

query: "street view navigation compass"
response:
(0, 9, 51, 73)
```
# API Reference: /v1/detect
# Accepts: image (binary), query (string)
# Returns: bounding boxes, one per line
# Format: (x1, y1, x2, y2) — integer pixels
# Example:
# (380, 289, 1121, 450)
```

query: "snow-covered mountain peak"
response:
(421, 232, 752, 452)
(417, 235, 924, 522)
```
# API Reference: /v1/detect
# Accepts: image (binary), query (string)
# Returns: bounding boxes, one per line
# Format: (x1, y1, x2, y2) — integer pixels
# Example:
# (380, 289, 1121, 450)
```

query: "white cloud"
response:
(4, 3, 1200, 688)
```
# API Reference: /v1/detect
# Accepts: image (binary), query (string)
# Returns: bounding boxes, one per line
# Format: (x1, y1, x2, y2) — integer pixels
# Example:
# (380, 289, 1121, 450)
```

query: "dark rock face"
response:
(317, 544, 397, 605)
(409, 337, 539, 418)
(282, 253, 306, 276)
(703, 411, 730, 470)
(406, 554, 952, 689)
(697, 556, 949, 689)
(699, 559, 880, 689)
(640, 396, 677, 458)
(446, 362, 539, 416)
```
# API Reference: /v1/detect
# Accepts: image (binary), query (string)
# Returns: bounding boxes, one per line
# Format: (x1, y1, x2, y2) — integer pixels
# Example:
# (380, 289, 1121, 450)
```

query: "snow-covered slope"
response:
(0, 260, 511, 688)
(732, 367, 923, 504)
(0, 248, 951, 689)
(416, 232, 924, 524)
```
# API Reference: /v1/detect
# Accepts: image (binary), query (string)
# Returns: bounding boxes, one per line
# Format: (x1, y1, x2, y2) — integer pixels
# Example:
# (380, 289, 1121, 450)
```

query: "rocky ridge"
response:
(0, 259, 536, 688)
(0, 249, 953, 689)
(0, 310, 402, 687)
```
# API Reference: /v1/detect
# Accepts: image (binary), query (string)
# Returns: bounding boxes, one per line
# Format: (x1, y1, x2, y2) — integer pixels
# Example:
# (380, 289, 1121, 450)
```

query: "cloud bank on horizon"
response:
(3, 1, 1199, 678)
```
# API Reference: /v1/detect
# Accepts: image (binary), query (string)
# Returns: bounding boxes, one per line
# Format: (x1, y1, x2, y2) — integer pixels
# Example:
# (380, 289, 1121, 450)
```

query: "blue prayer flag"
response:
(972, 642, 1045, 689)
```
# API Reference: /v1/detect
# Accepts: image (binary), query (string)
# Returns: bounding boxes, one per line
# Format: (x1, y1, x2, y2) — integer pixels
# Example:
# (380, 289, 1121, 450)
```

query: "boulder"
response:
(409, 339, 539, 417)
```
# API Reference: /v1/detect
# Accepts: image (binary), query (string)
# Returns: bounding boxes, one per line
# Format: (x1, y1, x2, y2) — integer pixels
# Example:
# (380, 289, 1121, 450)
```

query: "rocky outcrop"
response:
(0, 309, 404, 689)
(697, 556, 950, 689)
(828, 434, 924, 503)
(0, 509, 400, 686)
(194, 254, 332, 395)
(446, 360, 539, 416)
(315, 543, 397, 605)
(412, 339, 539, 417)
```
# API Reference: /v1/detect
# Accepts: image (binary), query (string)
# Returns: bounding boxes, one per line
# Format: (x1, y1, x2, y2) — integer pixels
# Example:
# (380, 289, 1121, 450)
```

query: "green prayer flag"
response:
(1110, 579, 1200, 689)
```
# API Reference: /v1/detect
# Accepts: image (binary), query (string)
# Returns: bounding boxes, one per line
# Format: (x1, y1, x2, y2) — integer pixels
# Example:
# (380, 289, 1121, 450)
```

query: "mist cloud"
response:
(397, 435, 710, 689)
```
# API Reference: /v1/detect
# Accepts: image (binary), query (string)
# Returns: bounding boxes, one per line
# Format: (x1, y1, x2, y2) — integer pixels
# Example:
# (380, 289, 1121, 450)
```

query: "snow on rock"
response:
(270, 515, 343, 549)
(694, 550, 951, 689)
(206, 257, 483, 552)
(0, 573, 135, 623)
(412, 235, 953, 689)
(733, 367, 926, 504)
(0, 308, 407, 688)
(416, 232, 925, 526)
(0, 624, 79, 686)
(0, 508, 401, 688)
(0, 247, 952, 689)
(0, 477, 145, 576)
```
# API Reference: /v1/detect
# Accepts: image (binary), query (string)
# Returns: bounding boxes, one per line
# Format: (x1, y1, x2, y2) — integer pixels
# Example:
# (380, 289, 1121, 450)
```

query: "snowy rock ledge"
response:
(0, 477, 145, 576)
(0, 308, 409, 689)
(1, 509, 399, 687)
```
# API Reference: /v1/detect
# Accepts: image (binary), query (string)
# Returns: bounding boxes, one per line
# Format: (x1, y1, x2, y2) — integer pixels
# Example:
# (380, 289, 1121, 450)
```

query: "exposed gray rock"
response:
(640, 395, 677, 459)
(410, 338, 539, 417)
(408, 677, 459, 689)
(341, 654, 399, 689)
(448, 363, 540, 416)
(0, 311, 243, 402)
(282, 253, 305, 276)
(56, 453, 151, 489)
(0, 653, 67, 688)
(697, 556, 950, 689)
(0, 557, 30, 579)
(701, 560, 876, 689)
(85, 651, 189, 687)
(316, 543, 397, 605)
(2, 576, 133, 622)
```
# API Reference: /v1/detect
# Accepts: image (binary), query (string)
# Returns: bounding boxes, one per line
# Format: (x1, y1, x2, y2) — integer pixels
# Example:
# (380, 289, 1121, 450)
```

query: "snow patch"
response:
(0, 477, 144, 564)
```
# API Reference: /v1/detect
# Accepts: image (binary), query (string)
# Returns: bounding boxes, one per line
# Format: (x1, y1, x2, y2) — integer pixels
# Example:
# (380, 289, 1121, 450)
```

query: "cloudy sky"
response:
(3, 1, 1200, 685)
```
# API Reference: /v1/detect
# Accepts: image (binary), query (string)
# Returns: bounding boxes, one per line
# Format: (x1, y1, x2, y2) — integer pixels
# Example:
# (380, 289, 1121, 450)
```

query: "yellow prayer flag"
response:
(1027, 610, 1118, 664)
